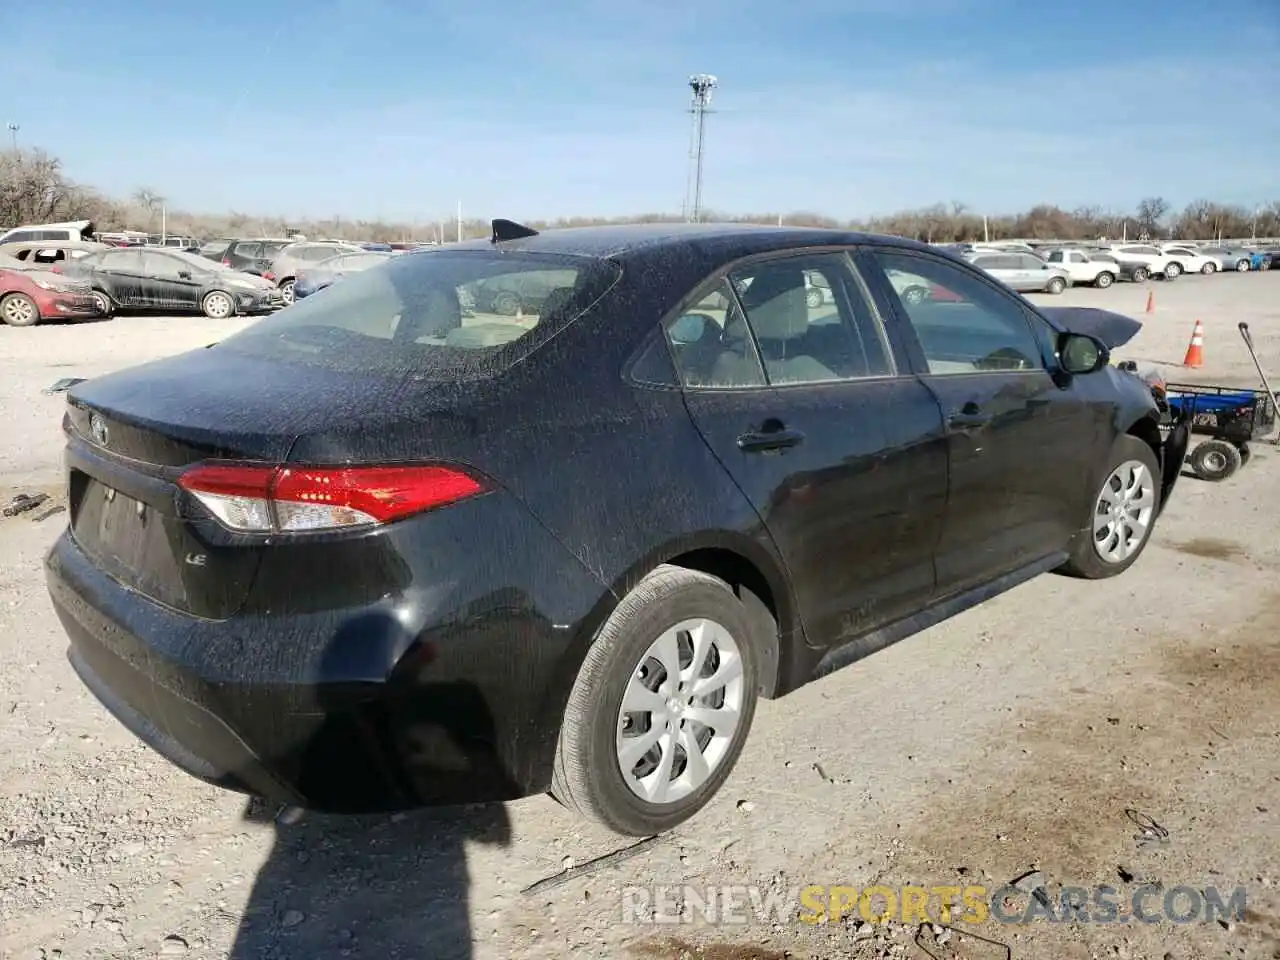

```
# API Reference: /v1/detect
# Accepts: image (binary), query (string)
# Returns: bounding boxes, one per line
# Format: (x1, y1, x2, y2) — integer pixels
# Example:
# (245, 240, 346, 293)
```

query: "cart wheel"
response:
(1188, 440, 1243, 481)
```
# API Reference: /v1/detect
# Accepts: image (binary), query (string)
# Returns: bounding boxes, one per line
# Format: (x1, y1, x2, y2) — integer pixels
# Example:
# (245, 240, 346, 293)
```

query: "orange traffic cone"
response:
(1182, 320, 1204, 368)
(1145, 289, 1155, 313)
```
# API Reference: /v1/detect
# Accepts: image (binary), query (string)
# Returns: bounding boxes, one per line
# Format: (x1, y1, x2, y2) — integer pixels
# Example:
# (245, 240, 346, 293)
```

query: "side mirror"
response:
(670, 312, 716, 345)
(1059, 333, 1108, 375)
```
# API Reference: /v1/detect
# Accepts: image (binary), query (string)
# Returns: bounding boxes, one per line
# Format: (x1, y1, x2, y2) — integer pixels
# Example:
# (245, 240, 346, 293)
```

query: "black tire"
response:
(0, 292, 41, 327)
(91, 290, 114, 317)
(1058, 435, 1162, 579)
(1132, 267, 1150, 283)
(550, 564, 760, 836)
(279, 279, 296, 304)
(1164, 261, 1183, 278)
(1239, 444, 1252, 467)
(1046, 277, 1066, 295)
(1188, 439, 1242, 482)
(1201, 262, 1217, 275)
(1094, 271, 1115, 288)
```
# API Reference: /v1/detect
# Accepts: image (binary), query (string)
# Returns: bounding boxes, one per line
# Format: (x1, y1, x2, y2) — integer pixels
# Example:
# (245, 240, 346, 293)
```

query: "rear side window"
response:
(229, 241, 262, 259)
(200, 240, 231, 257)
(219, 250, 622, 380)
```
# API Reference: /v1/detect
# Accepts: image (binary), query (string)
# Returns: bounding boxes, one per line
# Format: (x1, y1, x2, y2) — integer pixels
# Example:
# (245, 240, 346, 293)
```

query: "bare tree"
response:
(1136, 196, 1169, 238)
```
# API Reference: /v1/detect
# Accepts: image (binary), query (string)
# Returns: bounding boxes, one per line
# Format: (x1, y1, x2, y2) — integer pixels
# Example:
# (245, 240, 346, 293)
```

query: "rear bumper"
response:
(44, 489, 609, 813)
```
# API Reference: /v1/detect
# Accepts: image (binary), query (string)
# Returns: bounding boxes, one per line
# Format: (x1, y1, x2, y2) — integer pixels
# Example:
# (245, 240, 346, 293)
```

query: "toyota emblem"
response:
(90, 413, 109, 447)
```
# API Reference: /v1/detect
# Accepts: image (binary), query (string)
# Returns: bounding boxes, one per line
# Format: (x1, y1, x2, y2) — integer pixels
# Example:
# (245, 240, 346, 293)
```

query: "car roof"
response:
(437, 221, 932, 261)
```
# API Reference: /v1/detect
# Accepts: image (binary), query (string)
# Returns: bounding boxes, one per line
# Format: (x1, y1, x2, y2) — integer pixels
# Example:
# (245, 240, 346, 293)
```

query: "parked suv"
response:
(219, 238, 293, 276)
(264, 241, 363, 304)
(1045, 248, 1120, 288)
(1107, 244, 1178, 279)
(966, 251, 1071, 293)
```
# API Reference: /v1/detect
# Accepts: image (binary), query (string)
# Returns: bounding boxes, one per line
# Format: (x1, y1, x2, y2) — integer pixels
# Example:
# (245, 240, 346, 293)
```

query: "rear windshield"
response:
(217, 249, 622, 380)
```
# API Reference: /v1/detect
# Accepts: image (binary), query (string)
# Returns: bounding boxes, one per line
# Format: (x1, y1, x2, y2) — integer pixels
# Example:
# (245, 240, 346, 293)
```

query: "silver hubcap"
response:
(281, 282, 294, 304)
(94, 294, 108, 311)
(1093, 460, 1155, 564)
(3, 297, 35, 323)
(1201, 450, 1227, 472)
(207, 294, 231, 317)
(616, 618, 745, 805)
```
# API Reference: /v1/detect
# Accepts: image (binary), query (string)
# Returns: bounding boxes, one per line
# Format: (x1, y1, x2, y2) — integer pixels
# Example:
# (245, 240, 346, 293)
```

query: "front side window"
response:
(218, 250, 620, 381)
(868, 251, 1045, 376)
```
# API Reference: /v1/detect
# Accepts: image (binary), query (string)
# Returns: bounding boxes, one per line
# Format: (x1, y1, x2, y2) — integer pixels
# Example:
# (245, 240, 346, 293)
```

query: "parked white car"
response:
(1043, 248, 1121, 288)
(1160, 245, 1218, 275)
(1107, 244, 1179, 278)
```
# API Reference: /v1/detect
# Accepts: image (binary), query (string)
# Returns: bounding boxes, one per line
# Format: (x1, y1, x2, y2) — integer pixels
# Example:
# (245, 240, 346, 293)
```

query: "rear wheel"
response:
(201, 290, 235, 319)
(0, 292, 40, 327)
(279, 279, 296, 304)
(1164, 261, 1183, 278)
(551, 564, 759, 836)
(1058, 435, 1161, 579)
(1046, 277, 1067, 295)
(1201, 262, 1217, 275)
(1236, 259, 1250, 272)
(1132, 266, 1150, 283)
(805, 288, 823, 309)
(1188, 439, 1242, 481)
(1094, 271, 1115, 288)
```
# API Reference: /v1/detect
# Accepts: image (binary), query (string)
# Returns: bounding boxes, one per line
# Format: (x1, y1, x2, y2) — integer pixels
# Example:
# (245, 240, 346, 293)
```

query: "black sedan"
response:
(45, 221, 1189, 836)
(58, 248, 282, 318)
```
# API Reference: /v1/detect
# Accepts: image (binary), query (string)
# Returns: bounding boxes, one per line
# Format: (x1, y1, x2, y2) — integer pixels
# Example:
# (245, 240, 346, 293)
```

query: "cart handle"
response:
(1239, 321, 1252, 346)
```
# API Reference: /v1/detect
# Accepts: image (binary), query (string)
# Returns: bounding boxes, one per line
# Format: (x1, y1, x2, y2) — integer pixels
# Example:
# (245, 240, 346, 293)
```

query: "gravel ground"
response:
(2, 274, 1279, 960)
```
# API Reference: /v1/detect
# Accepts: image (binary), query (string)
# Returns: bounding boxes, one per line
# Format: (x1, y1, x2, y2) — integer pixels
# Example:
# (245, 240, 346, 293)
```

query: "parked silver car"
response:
(1198, 247, 1256, 272)
(965, 251, 1071, 294)
(265, 241, 364, 303)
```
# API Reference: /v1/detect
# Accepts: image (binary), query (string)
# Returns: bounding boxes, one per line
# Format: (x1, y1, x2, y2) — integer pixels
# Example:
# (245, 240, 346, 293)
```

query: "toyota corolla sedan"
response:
(45, 221, 1189, 836)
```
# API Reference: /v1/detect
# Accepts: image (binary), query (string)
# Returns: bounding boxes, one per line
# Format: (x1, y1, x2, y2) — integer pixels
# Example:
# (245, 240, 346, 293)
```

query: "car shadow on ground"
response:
(230, 799, 510, 960)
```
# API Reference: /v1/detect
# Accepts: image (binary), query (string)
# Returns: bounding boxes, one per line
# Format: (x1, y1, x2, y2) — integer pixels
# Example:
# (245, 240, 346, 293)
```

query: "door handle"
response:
(737, 426, 805, 452)
(948, 402, 991, 431)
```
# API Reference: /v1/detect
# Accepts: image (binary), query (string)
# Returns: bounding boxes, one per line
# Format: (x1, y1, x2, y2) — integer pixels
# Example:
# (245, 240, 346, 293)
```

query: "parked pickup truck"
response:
(1044, 248, 1121, 288)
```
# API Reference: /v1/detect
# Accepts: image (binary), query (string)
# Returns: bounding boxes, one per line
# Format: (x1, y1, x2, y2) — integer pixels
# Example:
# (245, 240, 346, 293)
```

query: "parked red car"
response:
(0, 255, 100, 326)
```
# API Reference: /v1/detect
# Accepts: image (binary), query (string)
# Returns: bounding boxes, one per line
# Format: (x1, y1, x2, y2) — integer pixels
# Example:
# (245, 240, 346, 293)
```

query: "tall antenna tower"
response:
(683, 74, 717, 222)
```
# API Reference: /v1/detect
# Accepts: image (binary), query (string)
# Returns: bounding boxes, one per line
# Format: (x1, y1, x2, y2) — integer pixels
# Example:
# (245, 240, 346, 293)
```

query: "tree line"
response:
(2, 147, 1277, 245)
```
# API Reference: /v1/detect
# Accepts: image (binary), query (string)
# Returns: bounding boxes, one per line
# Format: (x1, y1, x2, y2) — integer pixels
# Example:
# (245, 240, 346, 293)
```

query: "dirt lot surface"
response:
(2, 273, 1279, 960)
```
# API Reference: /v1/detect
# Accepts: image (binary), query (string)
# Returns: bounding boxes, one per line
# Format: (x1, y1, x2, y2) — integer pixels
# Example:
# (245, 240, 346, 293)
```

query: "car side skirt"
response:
(808, 552, 1069, 684)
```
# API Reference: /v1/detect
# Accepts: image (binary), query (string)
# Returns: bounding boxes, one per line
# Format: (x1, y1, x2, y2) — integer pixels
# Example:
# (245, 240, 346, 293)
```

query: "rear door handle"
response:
(737, 428, 805, 452)
(948, 402, 991, 431)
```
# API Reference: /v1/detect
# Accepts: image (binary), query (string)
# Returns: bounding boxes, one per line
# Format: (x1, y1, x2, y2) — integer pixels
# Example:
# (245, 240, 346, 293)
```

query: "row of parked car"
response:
(941, 239, 1275, 294)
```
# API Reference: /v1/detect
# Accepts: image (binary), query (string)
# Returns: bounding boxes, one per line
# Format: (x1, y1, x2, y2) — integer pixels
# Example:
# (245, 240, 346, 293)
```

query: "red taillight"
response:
(50, 265, 62, 274)
(221, 258, 232, 266)
(177, 462, 488, 533)
(262, 271, 275, 281)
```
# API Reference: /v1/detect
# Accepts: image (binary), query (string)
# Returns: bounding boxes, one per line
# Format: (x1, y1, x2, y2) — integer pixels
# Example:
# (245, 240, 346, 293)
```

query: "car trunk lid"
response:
(63, 347, 482, 619)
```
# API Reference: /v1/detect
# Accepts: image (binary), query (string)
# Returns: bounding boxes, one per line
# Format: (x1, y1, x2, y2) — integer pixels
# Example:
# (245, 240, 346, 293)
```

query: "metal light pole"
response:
(6, 123, 18, 151)
(683, 74, 717, 222)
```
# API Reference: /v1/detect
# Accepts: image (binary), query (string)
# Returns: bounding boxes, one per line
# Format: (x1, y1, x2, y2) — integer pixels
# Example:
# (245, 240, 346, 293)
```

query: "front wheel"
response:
(1094, 271, 1115, 288)
(279, 279, 296, 304)
(91, 290, 114, 317)
(1164, 261, 1183, 278)
(551, 565, 760, 836)
(201, 290, 235, 319)
(1132, 267, 1150, 283)
(1057, 435, 1161, 579)
(1236, 259, 1250, 272)
(0, 292, 40, 327)
(1201, 262, 1217, 275)
(1046, 277, 1067, 295)
(1188, 439, 1242, 481)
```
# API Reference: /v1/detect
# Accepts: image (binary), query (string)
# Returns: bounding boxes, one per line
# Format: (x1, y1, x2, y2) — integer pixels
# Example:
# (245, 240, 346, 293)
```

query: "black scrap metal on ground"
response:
(520, 834, 664, 895)
(914, 922, 1012, 959)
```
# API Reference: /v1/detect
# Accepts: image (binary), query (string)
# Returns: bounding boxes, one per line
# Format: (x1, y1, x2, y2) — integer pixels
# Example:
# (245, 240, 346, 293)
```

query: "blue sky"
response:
(3, 0, 1277, 222)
